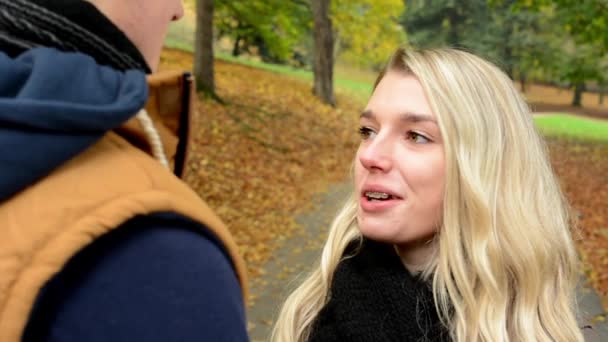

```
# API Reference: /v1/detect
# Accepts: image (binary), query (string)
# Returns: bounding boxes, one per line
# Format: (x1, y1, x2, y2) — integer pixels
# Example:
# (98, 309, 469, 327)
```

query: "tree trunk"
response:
(232, 35, 241, 57)
(503, 44, 514, 79)
(312, 0, 336, 107)
(503, 12, 514, 79)
(254, 35, 273, 63)
(519, 73, 527, 93)
(572, 83, 585, 107)
(194, 0, 215, 95)
(446, 8, 460, 47)
(504, 57, 513, 79)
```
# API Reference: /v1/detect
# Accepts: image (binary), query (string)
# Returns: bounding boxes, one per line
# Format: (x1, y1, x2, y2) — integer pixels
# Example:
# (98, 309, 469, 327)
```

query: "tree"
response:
(499, 0, 608, 105)
(401, 0, 490, 50)
(551, 43, 605, 107)
(488, 1, 554, 89)
(312, 0, 336, 106)
(194, 0, 217, 97)
(510, 0, 608, 53)
(551, 2, 607, 107)
(215, 0, 311, 63)
(402, 0, 548, 80)
(332, 0, 405, 70)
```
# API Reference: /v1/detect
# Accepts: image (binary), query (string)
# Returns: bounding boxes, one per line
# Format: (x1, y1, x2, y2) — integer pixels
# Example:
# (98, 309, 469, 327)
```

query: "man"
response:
(0, 0, 249, 341)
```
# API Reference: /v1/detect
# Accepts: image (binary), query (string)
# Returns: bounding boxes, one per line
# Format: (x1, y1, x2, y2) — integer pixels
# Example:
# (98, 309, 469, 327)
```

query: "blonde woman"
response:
(272, 47, 583, 342)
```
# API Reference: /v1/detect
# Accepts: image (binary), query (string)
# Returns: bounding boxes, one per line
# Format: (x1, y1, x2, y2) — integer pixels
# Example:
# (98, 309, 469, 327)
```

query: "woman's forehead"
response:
(365, 72, 435, 121)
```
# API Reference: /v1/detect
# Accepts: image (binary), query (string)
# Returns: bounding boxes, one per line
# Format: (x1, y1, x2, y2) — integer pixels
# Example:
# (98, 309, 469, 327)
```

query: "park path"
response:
(247, 182, 607, 341)
(247, 182, 351, 341)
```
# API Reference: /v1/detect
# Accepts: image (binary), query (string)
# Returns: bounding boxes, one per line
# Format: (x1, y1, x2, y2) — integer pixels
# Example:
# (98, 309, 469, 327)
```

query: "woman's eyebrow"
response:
(360, 109, 436, 123)
(360, 109, 375, 119)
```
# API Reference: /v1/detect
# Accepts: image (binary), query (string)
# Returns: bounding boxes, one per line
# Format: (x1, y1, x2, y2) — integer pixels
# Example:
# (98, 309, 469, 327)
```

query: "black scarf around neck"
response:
(0, 0, 150, 72)
(309, 240, 449, 341)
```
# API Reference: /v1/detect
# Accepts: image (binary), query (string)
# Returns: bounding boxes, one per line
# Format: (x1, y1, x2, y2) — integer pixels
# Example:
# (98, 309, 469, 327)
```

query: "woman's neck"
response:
(394, 238, 436, 273)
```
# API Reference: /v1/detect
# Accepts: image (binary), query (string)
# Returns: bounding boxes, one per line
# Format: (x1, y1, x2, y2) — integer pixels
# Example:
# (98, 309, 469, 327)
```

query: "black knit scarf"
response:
(0, 0, 150, 72)
(309, 240, 450, 341)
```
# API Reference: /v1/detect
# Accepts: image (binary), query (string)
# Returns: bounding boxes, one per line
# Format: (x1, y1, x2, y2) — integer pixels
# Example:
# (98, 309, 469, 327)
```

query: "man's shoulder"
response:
(23, 212, 248, 341)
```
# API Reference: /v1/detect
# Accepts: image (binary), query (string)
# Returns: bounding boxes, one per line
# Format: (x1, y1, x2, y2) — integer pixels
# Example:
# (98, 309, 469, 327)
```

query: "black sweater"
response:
(309, 240, 449, 341)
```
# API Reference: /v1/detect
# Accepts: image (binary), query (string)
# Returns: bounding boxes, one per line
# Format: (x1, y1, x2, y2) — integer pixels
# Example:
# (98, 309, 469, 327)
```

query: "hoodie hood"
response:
(0, 47, 148, 202)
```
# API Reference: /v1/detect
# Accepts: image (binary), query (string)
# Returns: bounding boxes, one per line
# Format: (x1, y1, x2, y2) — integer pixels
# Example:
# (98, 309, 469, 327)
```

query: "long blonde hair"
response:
(272, 48, 583, 342)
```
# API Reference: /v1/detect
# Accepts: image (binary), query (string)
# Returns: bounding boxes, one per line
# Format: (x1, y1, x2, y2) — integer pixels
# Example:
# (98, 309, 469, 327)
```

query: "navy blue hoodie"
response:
(0, 30, 248, 342)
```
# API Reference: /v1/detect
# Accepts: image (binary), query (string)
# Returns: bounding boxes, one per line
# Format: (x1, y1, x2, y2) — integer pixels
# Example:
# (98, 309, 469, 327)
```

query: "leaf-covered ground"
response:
(547, 139, 608, 310)
(160, 49, 360, 281)
(159, 49, 607, 310)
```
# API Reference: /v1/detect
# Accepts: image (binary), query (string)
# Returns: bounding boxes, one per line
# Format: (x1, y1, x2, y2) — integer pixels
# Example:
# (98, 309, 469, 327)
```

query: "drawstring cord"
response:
(135, 109, 169, 169)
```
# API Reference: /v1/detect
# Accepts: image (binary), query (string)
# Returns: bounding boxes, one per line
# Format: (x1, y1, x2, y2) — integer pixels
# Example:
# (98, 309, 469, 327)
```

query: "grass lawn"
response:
(533, 114, 608, 143)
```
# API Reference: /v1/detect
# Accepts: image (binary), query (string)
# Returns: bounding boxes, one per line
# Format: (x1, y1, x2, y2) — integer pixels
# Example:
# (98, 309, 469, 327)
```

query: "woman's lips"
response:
(360, 194, 402, 212)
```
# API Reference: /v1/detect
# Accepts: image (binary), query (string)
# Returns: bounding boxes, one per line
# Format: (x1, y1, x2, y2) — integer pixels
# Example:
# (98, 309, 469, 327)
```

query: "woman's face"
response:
(354, 71, 445, 265)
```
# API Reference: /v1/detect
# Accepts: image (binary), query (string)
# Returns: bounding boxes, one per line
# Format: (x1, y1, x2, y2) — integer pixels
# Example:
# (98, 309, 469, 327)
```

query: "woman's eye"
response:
(406, 131, 430, 143)
(358, 126, 376, 140)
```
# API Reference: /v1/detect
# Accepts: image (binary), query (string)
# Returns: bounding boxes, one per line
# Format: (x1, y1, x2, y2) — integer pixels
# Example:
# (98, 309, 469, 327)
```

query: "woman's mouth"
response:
(360, 188, 403, 212)
(364, 191, 394, 201)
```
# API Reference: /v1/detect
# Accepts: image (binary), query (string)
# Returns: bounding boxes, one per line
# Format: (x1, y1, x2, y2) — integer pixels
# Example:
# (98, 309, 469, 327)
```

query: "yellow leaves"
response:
(160, 48, 360, 281)
(332, 0, 406, 68)
(593, 314, 606, 323)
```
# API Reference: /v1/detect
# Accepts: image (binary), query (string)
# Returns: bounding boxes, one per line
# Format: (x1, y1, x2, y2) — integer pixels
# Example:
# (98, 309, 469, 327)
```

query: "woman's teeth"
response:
(365, 191, 392, 200)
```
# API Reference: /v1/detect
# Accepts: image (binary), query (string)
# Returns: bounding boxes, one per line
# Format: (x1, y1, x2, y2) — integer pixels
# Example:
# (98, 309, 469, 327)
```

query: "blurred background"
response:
(160, 1, 607, 339)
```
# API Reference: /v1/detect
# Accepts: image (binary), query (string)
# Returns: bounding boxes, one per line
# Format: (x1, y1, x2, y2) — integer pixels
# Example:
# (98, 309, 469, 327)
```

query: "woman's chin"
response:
(357, 221, 401, 244)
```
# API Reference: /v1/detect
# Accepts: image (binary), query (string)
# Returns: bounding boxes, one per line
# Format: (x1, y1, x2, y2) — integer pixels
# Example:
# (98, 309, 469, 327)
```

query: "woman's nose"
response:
(358, 138, 393, 172)
(173, 1, 185, 21)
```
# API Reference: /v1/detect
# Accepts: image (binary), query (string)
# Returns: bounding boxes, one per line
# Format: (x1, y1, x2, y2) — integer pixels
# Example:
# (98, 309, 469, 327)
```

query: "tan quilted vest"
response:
(0, 71, 248, 341)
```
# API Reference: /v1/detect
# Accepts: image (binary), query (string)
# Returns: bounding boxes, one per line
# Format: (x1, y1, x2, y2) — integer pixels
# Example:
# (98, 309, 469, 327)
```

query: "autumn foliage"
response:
(548, 139, 608, 310)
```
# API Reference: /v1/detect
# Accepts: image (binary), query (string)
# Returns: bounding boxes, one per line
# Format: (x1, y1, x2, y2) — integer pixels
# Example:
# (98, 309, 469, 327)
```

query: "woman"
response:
(272, 47, 583, 341)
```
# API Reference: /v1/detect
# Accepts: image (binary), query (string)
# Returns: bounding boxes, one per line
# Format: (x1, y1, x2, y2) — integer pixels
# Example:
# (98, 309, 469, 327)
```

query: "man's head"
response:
(88, 0, 184, 71)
